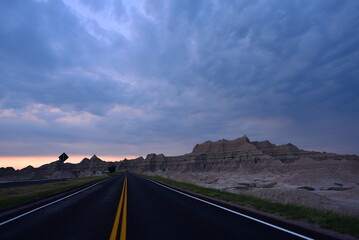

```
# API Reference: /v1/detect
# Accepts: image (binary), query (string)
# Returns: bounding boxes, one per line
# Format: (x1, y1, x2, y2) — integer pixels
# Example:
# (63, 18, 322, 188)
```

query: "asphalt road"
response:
(0, 173, 333, 239)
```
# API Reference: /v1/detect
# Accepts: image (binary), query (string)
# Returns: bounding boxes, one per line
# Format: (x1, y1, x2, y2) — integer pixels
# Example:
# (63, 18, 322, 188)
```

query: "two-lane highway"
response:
(0, 173, 331, 239)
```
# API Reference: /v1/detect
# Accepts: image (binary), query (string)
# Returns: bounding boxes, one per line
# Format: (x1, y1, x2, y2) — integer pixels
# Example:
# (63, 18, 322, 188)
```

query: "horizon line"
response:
(0, 155, 140, 170)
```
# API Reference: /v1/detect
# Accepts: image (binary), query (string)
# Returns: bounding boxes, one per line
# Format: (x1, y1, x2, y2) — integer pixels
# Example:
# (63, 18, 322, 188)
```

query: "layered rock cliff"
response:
(1, 135, 358, 180)
(117, 135, 358, 173)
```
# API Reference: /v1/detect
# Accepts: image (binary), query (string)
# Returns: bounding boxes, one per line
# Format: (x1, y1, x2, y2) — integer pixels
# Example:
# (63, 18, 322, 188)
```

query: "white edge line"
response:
(0, 178, 109, 226)
(144, 178, 314, 240)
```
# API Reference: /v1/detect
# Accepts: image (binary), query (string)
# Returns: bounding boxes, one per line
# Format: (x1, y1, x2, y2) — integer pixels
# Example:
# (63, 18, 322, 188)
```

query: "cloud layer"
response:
(1, 0, 358, 157)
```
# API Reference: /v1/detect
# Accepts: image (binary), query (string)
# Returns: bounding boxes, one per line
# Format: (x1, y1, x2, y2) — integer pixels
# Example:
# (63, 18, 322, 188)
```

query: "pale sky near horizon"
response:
(0, 0, 358, 168)
(0, 155, 139, 170)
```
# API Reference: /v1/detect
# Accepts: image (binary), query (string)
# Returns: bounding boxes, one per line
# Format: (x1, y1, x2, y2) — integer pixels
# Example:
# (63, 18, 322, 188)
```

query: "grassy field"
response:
(143, 174, 359, 237)
(0, 176, 109, 211)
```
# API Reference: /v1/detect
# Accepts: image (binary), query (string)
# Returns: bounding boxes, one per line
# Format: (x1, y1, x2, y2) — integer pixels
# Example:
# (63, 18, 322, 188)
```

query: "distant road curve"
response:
(0, 178, 68, 189)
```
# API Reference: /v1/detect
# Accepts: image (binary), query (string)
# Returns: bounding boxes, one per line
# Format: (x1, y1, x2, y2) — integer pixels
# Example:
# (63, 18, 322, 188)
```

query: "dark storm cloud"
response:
(0, 0, 125, 114)
(0, 0, 358, 156)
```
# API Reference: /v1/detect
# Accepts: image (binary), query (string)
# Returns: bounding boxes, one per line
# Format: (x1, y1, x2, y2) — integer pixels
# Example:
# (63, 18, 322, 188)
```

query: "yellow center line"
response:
(110, 176, 128, 240)
(120, 177, 127, 240)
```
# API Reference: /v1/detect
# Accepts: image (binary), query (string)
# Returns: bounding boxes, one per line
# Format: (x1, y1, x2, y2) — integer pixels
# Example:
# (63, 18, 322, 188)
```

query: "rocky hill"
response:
(1, 135, 358, 215)
(117, 135, 358, 172)
(1, 135, 357, 179)
(125, 136, 359, 215)
(0, 155, 113, 180)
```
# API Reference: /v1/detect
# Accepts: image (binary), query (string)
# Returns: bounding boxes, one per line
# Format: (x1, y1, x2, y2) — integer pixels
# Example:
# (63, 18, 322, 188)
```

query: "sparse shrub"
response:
(108, 165, 116, 173)
(298, 186, 315, 191)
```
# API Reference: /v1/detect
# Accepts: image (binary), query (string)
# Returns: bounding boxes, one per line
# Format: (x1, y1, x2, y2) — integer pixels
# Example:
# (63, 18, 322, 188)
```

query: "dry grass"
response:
(0, 176, 108, 210)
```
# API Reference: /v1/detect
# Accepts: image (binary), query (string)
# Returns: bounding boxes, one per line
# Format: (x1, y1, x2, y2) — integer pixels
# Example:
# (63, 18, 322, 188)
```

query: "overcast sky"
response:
(0, 0, 358, 159)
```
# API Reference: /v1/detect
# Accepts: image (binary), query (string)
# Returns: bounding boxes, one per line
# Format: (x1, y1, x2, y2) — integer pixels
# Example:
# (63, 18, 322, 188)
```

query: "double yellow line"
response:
(110, 176, 128, 240)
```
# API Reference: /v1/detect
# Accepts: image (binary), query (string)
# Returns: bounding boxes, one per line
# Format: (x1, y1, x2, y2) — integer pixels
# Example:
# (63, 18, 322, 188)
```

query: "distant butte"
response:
(1, 135, 358, 215)
(0, 135, 358, 179)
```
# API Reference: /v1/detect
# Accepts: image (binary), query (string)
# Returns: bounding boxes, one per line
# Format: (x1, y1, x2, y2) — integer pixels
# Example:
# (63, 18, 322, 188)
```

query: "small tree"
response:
(108, 165, 116, 173)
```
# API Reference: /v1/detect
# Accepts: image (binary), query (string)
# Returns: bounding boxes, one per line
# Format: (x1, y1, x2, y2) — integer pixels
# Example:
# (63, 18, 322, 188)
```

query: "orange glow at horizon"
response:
(0, 155, 139, 170)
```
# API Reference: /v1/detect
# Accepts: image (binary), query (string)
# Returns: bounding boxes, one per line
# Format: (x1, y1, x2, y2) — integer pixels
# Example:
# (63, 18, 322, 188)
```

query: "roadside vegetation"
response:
(108, 165, 116, 173)
(0, 176, 108, 211)
(143, 174, 359, 237)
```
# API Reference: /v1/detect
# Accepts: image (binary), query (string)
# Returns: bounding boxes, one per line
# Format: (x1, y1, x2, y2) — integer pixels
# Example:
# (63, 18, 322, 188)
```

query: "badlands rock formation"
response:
(118, 135, 357, 172)
(119, 136, 359, 215)
(0, 155, 112, 180)
(1, 135, 358, 215)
